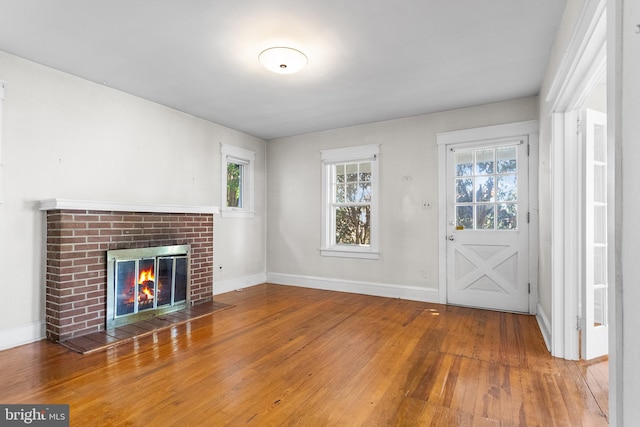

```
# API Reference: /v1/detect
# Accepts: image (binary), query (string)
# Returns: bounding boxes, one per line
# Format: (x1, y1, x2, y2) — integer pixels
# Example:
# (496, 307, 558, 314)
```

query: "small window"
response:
(221, 144, 255, 218)
(226, 161, 244, 208)
(321, 144, 379, 259)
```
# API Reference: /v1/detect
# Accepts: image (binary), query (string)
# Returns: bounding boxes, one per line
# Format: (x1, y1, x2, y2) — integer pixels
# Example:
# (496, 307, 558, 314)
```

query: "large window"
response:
(221, 144, 255, 218)
(321, 144, 379, 259)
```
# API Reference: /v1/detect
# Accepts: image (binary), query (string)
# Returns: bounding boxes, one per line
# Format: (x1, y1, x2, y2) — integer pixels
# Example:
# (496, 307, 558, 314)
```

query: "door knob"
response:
(447, 235, 455, 241)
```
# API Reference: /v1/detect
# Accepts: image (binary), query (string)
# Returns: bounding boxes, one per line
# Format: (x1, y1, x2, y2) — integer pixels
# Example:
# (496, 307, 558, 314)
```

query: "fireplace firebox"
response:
(107, 245, 191, 328)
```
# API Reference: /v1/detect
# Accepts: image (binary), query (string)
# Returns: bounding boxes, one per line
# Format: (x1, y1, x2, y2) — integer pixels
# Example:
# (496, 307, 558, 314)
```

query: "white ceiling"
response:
(0, 0, 567, 140)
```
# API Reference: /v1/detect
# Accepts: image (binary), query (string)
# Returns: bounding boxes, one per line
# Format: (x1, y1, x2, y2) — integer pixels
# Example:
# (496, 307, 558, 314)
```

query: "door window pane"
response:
(594, 246, 606, 285)
(593, 124, 606, 163)
(475, 176, 494, 202)
(594, 205, 606, 244)
(497, 146, 517, 173)
(455, 151, 473, 176)
(497, 175, 517, 201)
(594, 286, 607, 327)
(456, 206, 473, 229)
(475, 149, 494, 175)
(476, 204, 495, 230)
(497, 204, 517, 230)
(594, 165, 606, 204)
(456, 178, 473, 203)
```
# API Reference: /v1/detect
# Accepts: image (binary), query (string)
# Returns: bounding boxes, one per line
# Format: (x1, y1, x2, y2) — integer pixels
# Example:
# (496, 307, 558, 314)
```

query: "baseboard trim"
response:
(213, 273, 266, 295)
(0, 321, 45, 351)
(266, 272, 440, 303)
(536, 302, 552, 352)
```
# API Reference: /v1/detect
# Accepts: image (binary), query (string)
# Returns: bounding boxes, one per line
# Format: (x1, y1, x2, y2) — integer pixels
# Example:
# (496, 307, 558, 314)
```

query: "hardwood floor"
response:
(0, 284, 608, 426)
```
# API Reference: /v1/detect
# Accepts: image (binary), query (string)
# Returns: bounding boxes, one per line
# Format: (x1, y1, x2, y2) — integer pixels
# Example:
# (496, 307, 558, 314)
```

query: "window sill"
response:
(320, 248, 380, 260)
(220, 209, 255, 219)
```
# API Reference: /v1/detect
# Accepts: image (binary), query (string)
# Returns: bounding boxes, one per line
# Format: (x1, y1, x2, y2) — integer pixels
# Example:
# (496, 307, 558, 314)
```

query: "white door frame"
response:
(437, 120, 539, 314)
(545, 0, 606, 360)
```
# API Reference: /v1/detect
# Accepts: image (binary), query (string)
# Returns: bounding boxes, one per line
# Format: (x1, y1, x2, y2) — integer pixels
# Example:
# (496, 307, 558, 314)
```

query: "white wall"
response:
(267, 97, 538, 299)
(0, 51, 266, 349)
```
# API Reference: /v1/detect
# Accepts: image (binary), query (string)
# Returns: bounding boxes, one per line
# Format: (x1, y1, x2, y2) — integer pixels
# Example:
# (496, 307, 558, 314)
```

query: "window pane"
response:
(335, 206, 370, 245)
(345, 184, 358, 202)
(497, 175, 517, 201)
(226, 162, 243, 208)
(359, 162, 371, 181)
(336, 164, 345, 183)
(456, 178, 473, 203)
(476, 204, 495, 230)
(497, 204, 517, 230)
(346, 163, 358, 182)
(455, 151, 473, 176)
(475, 149, 494, 175)
(335, 184, 345, 203)
(497, 146, 517, 173)
(475, 176, 494, 202)
(359, 183, 372, 202)
(456, 206, 473, 229)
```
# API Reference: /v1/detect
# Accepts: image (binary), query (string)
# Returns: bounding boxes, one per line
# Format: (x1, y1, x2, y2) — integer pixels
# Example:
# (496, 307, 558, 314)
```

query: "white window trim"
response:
(320, 144, 380, 259)
(220, 143, 255, 218)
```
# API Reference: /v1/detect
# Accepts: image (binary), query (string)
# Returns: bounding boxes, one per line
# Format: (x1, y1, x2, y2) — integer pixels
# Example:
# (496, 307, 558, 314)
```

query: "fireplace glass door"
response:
(107, 245, 190, 328)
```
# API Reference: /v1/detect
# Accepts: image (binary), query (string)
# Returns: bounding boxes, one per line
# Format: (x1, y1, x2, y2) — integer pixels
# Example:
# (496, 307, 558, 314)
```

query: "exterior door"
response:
(446, 139, 529, 312)
(581, 108, 609, 360)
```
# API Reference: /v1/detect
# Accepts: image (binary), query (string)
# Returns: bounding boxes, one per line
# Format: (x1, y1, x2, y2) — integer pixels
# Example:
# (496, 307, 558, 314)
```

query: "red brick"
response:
(88, 222, 111, 229)
(74, 243, 100, 251)
(99, 215, 124, 222)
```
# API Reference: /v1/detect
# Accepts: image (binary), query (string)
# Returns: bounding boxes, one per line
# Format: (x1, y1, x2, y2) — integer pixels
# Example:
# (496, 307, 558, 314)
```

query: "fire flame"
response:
(139, 268, 154, 284)
(137, 267, 155, 302)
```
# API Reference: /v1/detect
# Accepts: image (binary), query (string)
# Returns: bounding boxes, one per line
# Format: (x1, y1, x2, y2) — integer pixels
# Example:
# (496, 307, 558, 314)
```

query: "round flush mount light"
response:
(258, 47, 308, 74)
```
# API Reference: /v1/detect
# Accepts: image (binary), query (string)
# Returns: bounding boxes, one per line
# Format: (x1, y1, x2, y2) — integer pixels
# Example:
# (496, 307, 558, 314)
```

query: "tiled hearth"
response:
(40, 199, 218, 343)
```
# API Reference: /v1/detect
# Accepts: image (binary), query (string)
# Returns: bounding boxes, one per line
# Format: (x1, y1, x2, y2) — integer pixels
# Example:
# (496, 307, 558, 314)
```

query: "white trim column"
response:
(610, 0, 640, 423)
(545, 0, 606, 360)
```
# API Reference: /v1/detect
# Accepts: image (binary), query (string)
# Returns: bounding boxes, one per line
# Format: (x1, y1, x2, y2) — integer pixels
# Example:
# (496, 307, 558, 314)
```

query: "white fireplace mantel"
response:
(38, 198, 220, 215)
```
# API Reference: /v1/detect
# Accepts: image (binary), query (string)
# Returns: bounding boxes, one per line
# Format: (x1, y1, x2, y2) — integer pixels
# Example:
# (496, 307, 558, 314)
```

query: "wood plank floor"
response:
(60, 301, 233, 354)
(0, 284, 608, 426)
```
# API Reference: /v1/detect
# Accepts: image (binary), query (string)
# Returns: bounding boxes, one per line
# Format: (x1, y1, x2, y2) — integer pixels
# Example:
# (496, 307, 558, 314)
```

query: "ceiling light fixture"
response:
(258, 47, 308, 74)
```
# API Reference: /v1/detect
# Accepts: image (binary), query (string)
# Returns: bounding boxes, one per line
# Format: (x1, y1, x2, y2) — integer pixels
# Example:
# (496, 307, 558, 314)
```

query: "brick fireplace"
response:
(40, 199, 217, 342)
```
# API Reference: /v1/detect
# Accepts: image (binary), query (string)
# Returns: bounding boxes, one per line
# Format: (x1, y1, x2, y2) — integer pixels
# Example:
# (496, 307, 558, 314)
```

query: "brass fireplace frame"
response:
(106, 244, 191, 329)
